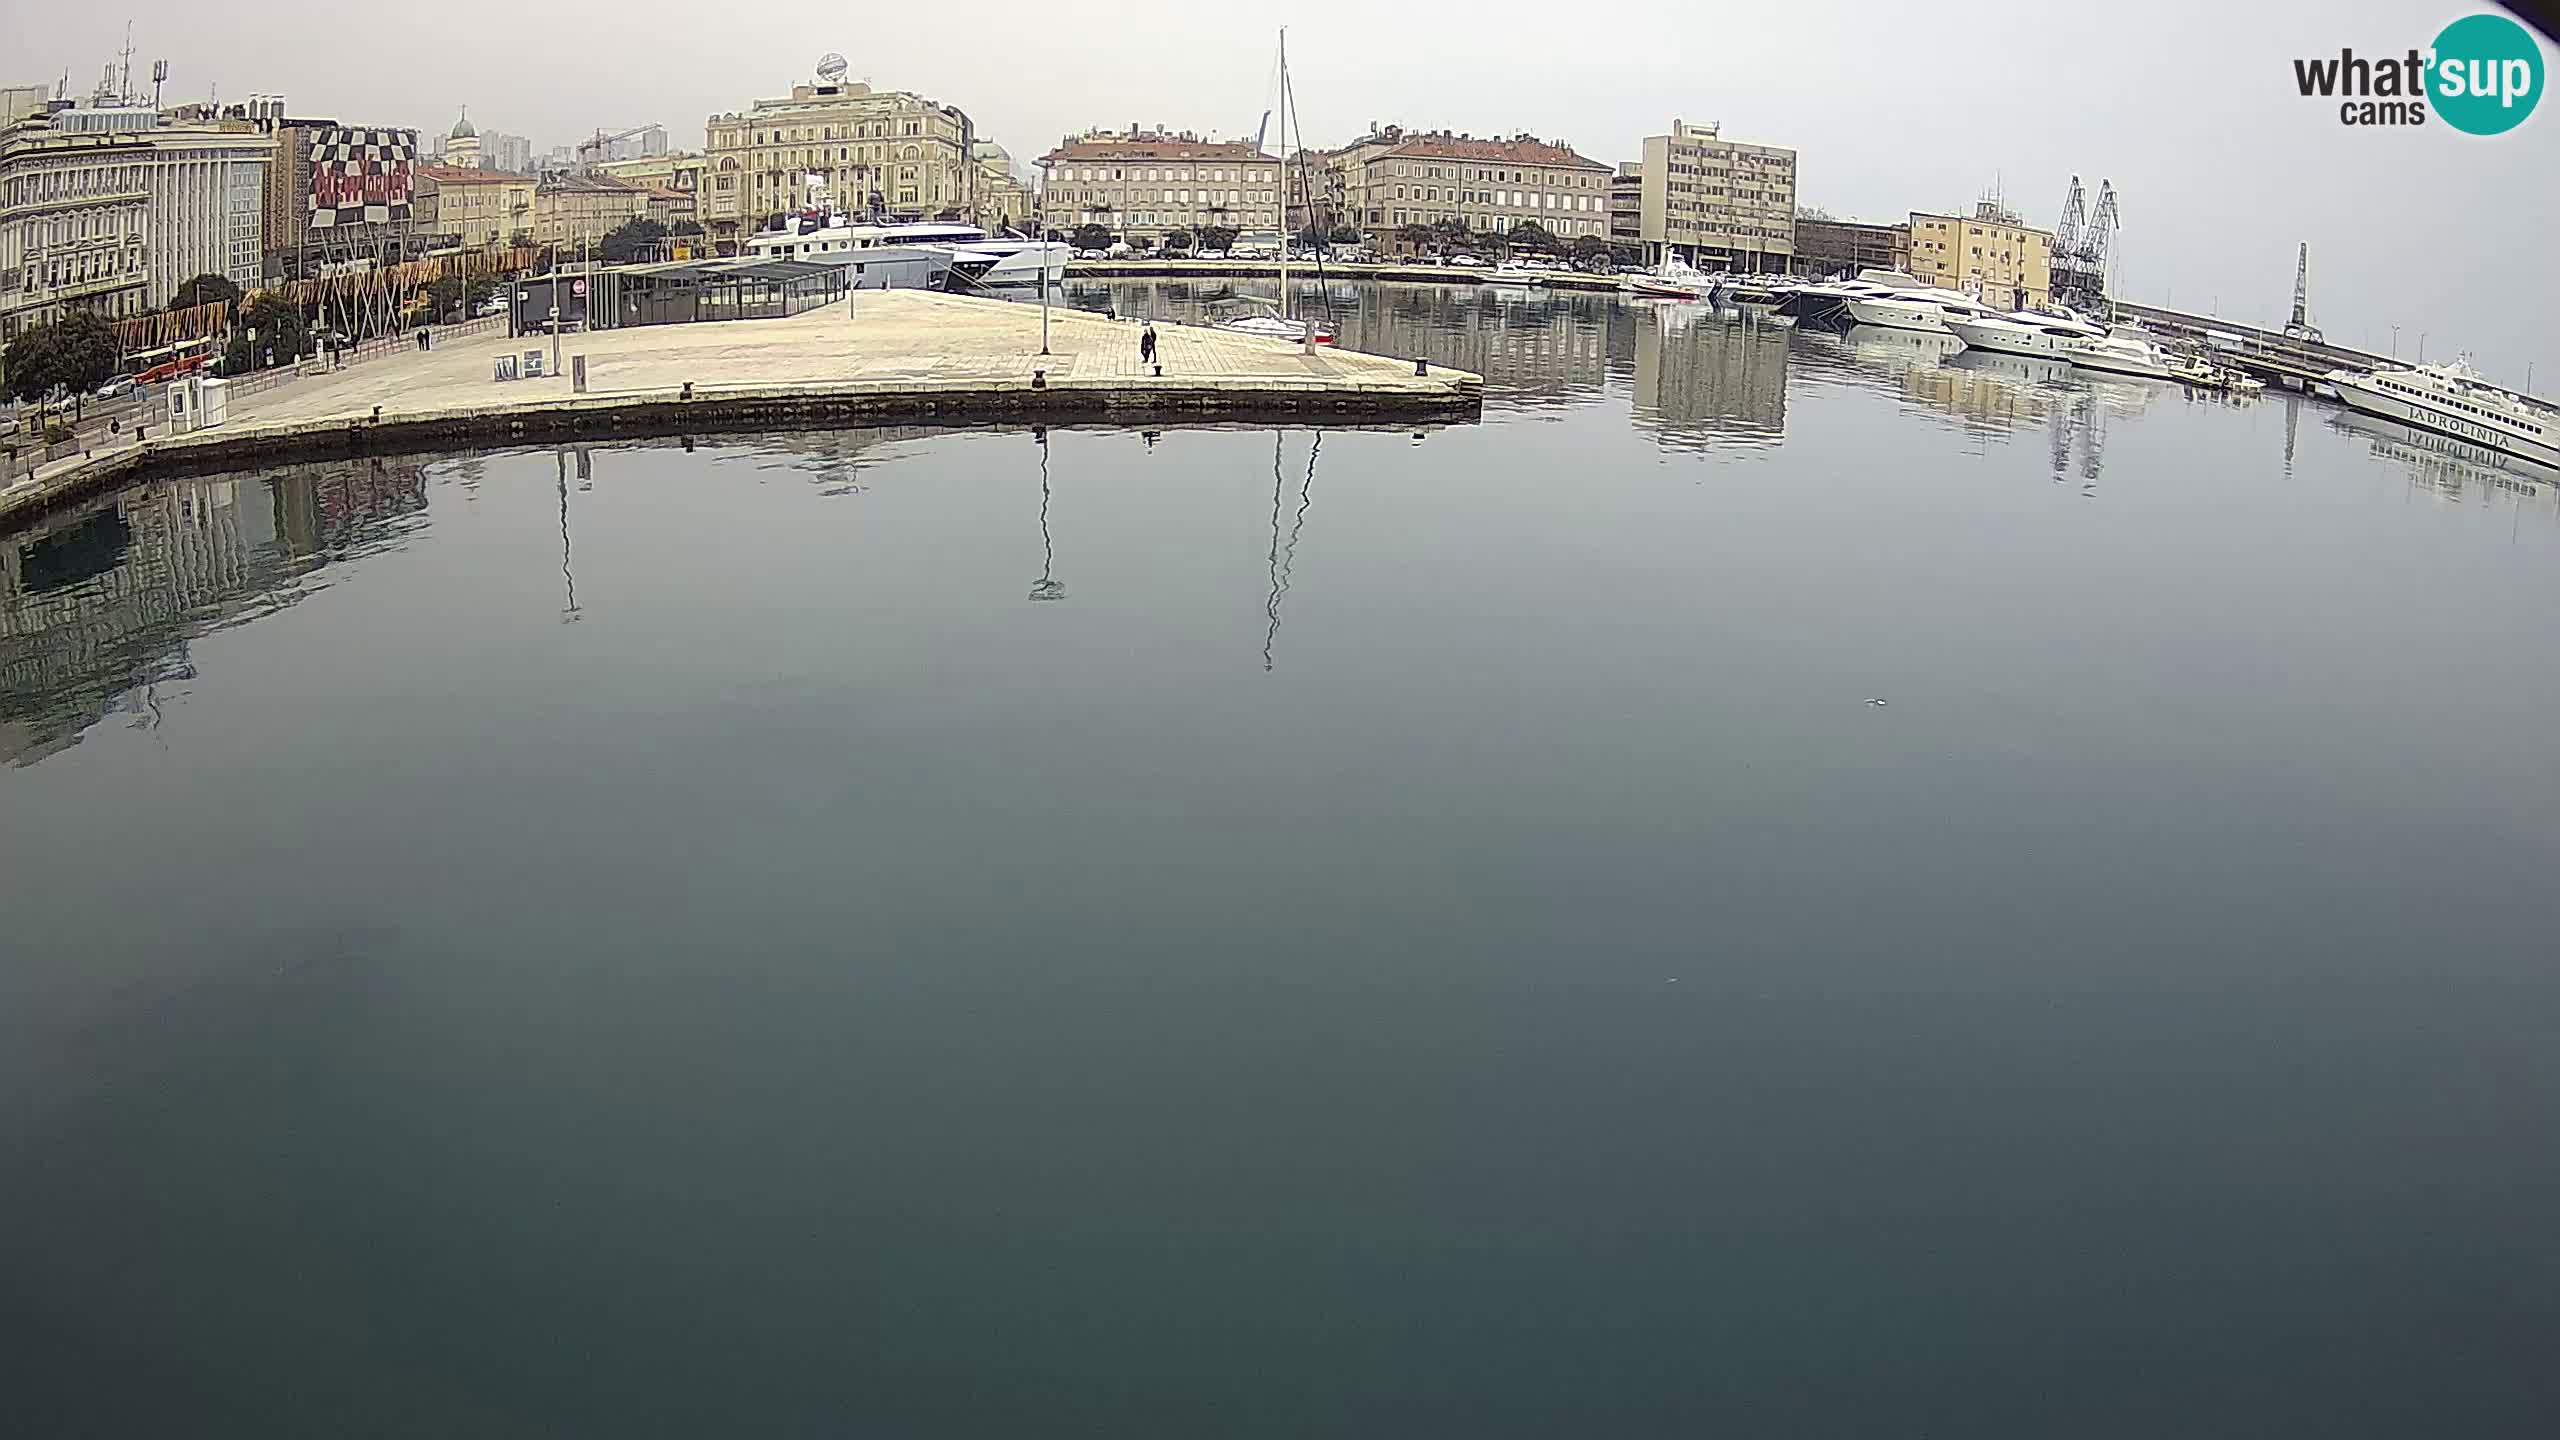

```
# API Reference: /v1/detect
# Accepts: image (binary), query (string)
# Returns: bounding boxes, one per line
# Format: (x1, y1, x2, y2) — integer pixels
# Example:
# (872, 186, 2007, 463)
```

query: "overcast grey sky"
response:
(8, 1, 2553, 381)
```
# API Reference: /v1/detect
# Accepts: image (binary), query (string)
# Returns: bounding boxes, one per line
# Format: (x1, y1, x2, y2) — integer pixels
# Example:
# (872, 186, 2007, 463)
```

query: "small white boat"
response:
(1486, 265, 1545, 287)
(1626, 257, 1719, 300)
(1215, 312, 1335, 344)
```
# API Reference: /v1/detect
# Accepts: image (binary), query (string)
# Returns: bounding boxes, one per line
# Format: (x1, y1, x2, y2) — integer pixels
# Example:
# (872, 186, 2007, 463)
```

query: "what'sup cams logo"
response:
(2293, 11, 2545, 132)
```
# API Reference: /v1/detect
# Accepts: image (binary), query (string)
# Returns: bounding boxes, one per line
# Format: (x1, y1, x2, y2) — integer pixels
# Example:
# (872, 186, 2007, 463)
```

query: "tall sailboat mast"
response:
(1276, 28, 1291, 327)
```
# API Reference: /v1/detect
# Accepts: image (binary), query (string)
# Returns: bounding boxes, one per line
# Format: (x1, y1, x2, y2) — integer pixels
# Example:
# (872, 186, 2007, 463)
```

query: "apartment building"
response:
(1037, 129, 1281, 242)
(1794, 216, 1910, 277)
(596, 151, 707, 200)
(533, 174, 650, 250)
(0, 116, 151, 339)
(1908, 202, 2051, 309)
(1637, 119, 1797, 272)
(1609, 161, 1642, 247)
(1328, 128, 1611, 253)
(704, 72, 978, 241)
(416, 163, 535, 247)
(1, 104, 273, 337)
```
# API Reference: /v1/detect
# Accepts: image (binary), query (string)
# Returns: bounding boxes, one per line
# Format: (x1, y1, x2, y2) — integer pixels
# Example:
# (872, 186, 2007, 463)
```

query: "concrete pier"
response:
(1, 290, 1480, 531)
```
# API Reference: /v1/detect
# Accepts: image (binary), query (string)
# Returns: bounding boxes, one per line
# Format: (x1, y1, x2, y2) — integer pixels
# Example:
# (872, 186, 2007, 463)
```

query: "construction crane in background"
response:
(574, 125, 661, 173)
(2051, 176, 2119, 315)
(2283, 243, 2323, 343)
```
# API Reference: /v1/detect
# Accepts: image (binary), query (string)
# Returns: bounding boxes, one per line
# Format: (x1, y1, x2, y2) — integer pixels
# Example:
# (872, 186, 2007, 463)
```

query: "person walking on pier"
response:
(1139, 323, 1158, 368)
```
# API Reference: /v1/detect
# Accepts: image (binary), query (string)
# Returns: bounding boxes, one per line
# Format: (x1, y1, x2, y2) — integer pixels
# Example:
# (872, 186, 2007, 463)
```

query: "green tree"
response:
(1329, 224, 1360, 245)
(1162, 228, 1194, 253)
(221, 292, 307, 375)
(1395, 223, 1435, 254)
(599, 217, 670, 263)
(1506, 221, 1560, 255)
(426, 274, 499, 321)
(170, 272, 243, 311)
(2, 312, 121, 403)
(1198, 224, 1239, 253)
(1570, 234, 1614, 264)
(1070, 223, 1114, 252)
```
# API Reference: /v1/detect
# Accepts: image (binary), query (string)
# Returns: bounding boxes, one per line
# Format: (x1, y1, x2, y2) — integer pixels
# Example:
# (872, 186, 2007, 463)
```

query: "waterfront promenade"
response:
(0, 290, 1480, 529)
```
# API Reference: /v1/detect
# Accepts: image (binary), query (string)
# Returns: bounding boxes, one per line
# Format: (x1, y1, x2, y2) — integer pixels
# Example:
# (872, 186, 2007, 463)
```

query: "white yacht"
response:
(2326, 360, 2560, 468)
(1944, 309, 2109, 358)
(746, 215, 1068, 288)
(1841, 284, 2009, 335)
(2058, 325, 2200, 383)
(1486, 265, 1546, 287)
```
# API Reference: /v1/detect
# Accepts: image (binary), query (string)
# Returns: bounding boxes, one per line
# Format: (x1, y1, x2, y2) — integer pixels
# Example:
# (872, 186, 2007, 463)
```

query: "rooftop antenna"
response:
(119, 21, 135, 105)
(151, 59, 167, 110)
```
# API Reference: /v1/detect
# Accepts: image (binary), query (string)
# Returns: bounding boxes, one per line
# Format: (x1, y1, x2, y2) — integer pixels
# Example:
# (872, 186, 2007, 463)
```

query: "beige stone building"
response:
(704, 71, 979, 243)
(597, 151, 707, 201)
(534, 175, 650, 252)
(416, 163, 535, 248)
(973, 141, 1034, 232)
(1908, 202, 2052, 309)
(0, 119, 152, 339)
(1322, 128, 1611, 253)
(1037, 130, 1281, 244)
(1637, 119, 1797, 272)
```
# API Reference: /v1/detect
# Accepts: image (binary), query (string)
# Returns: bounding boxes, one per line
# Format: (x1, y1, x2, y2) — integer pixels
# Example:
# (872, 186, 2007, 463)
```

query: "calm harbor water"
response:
(6, 282, 2558, 1437)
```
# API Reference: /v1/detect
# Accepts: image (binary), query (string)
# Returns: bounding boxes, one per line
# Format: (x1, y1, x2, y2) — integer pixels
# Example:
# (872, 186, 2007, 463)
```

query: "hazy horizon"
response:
(7, 1, 2551, 381)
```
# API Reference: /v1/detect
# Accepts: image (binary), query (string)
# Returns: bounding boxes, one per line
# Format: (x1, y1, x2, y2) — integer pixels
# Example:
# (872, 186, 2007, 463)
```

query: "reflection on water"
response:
(2, 459, 427, 767)
(2328, 404, 2560, 512)
(9, 281, 2560, 1440)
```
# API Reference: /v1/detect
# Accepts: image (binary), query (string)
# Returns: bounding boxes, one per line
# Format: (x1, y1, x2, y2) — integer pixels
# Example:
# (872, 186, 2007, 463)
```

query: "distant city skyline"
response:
(5, 1, 2552, 379)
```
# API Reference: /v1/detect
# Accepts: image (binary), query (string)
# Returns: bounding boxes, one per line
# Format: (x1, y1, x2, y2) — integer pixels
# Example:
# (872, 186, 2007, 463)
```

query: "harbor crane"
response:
(2282, 243, 2323, 343)
(2051, 176, 2119, 315)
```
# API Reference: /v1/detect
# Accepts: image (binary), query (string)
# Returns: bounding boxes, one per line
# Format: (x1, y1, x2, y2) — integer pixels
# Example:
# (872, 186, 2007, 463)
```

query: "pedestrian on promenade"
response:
(1139, 323, 1158, 367)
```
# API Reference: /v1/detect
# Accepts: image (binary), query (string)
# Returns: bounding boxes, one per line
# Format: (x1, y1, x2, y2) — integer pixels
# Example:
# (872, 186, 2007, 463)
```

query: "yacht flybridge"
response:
(2328, 360, 2560, 468)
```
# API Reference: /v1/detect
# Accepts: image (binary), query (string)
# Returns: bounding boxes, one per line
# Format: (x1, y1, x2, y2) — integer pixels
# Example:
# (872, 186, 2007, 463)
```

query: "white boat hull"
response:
(1945, 318, 2093, 359)
(1842, 295, 1952, 334)
(2330, 373, 2560, 468)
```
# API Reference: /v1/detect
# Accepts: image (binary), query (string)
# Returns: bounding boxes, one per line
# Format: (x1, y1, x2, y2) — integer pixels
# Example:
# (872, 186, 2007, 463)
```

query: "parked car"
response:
(95, 375, 137, 399)
(1196, 249, 1228, 261)
(1074, 248, 1108, 260)
(1446, 253, 1484, 267)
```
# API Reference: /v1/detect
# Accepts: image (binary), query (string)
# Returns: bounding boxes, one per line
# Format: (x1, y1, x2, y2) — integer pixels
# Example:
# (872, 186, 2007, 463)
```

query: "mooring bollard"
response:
(1415, 358, 1429, 376)
(1152, 363, 1162, 377)
(371, 405, 382, 423)
(1032, 368, 1046, 389)
(681, 381, 693, 401)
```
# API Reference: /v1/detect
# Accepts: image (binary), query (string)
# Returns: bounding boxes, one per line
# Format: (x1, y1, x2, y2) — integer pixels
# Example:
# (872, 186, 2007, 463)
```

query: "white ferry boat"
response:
(745, 215, 1068, 288)
(2326, 360, 2560, 469)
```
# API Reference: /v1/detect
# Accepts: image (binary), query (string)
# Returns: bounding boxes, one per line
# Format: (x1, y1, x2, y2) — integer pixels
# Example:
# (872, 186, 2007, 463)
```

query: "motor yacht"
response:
(1944, 309, 2109, 358)
(2058, 324, 2198, 382)
(2325, 359, 2560, 468)
(1841, 284, 2010, 335)
(746, 214, 1067, 287)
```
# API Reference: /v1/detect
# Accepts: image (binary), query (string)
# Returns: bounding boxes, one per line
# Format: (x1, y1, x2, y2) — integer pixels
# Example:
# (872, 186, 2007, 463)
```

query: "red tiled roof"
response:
(1375, 134, 1607, 169)
(1041, 134, 1271, 164)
